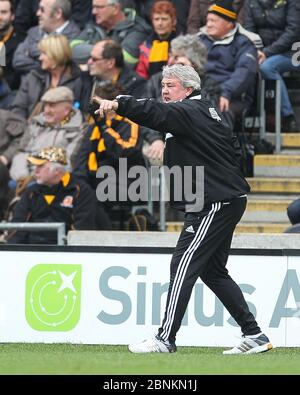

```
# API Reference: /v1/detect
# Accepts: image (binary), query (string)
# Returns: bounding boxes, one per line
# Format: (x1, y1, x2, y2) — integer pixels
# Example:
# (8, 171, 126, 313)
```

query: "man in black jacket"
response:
(7, 146, 99, 244)
(94, 64, 273, 355)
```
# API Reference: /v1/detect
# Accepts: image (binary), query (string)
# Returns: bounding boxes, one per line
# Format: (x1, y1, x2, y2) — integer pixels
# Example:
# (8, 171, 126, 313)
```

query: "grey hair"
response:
(47, 162, 66, 173)
(103, 0, 123, 11)
(162, 64, 201, 91)
(170, 34, 207, 77)
(107, 0, 121, 6)
(53, 0, 72, 20)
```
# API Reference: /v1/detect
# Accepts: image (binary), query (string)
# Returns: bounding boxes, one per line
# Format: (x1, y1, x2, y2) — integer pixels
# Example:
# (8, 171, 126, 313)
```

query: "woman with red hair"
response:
(135, 1, 178, 79)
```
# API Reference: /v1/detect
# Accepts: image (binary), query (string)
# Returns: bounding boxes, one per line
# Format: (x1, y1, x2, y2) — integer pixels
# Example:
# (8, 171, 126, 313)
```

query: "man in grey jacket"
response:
(10, 86, 87, 181)
(12, 0, 80, 75)
(71, 0, 151, 68)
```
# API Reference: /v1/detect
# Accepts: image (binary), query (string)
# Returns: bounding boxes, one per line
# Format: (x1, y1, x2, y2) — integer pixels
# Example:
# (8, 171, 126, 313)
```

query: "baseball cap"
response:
(27, 147, 68, 166)
(41, 87, 74, 103)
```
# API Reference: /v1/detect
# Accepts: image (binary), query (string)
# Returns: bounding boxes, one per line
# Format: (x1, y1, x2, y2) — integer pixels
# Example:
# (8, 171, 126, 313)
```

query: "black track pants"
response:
(158, 197, 260, 343)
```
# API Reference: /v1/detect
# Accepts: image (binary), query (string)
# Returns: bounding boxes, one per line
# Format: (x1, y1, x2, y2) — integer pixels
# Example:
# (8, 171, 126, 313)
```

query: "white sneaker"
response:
(128, 336, 177, 353)
(223, 333, 273, 355)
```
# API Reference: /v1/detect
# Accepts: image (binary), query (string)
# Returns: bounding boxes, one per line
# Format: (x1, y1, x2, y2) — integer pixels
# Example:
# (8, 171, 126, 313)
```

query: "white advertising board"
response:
(0, 249, 299, 347)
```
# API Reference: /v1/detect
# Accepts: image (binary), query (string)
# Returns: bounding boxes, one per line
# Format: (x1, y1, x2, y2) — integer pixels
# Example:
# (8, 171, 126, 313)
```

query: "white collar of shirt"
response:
(190, 94, 202, 100)
(43, 20, 69, 37)
(55, 20, 69, 34)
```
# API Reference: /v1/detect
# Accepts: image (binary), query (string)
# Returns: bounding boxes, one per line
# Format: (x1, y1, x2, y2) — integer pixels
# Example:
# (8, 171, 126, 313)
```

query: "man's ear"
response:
(107, 58, 116, 70)
(55, 8, 63, 20)
(186, 87, 193, 97)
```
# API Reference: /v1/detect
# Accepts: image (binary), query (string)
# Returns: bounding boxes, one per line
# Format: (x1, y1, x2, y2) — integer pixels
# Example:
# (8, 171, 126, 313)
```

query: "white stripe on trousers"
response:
(160, 202, 221, 341)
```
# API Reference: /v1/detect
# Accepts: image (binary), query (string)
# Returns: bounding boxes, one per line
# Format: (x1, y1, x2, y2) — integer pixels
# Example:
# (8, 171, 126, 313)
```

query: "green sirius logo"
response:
(25, 264, 81, 331)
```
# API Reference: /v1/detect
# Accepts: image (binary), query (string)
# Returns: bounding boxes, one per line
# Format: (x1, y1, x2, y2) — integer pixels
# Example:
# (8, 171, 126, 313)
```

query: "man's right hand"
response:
(93, 96, 119, 118)
(258, 50, 266, 65)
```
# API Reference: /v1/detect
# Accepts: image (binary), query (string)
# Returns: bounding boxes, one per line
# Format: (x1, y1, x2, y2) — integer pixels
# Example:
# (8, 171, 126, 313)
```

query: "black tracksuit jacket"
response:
(116, 92, 250, 212)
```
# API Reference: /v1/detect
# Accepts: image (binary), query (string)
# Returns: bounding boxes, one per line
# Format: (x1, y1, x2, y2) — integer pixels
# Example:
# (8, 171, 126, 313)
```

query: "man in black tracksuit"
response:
(94, 64, 273, 355)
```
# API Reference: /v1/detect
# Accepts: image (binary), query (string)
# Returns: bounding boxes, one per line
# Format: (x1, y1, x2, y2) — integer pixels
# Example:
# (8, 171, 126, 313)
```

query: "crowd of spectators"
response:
(0, 0, 300, 243)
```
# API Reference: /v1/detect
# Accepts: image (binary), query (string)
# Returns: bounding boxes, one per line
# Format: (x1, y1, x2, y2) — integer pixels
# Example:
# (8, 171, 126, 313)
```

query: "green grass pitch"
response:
(0, 344, 300, 375)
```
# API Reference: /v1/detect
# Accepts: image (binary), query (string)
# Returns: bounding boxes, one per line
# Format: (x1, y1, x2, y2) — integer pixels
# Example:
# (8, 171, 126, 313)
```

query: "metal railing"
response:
(0, 223, 66, 245)
(260, 79, 282, 153)
(147, 167, 166, 231)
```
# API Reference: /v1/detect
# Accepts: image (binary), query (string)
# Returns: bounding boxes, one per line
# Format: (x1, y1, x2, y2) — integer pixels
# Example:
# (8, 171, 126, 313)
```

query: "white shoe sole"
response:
(223, 343, 273, 355)
(128, 344, 169, 353)
(128, 345, 150, 353)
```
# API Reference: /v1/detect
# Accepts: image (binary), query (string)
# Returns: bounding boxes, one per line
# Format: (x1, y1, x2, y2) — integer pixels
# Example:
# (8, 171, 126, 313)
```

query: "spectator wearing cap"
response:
(244, 0, 300, 133)
(9, 86, 88, 182)
(198, 0, 262, 129)
(11, 34, 83, 120)
(6, 146, 100, 244)
(71, 0, 152, 68)
(12, 0, 80, 75)
(187, 0, 245, 34)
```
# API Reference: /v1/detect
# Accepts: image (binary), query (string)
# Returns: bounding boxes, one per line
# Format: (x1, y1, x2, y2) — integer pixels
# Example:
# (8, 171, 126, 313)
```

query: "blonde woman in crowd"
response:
(10, 34, 83, 119)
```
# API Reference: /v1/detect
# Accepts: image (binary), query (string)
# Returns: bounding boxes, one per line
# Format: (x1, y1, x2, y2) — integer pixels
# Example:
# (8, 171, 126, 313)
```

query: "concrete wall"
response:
(68, 231, 300, 249)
